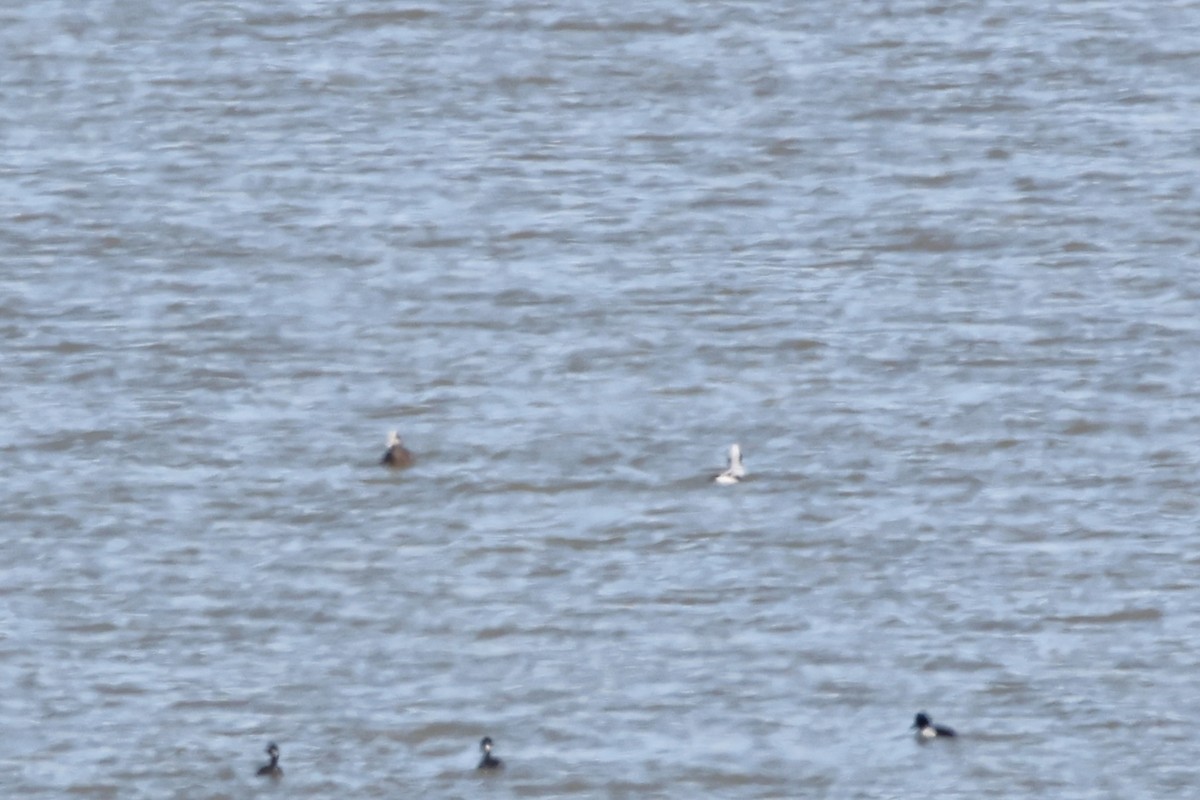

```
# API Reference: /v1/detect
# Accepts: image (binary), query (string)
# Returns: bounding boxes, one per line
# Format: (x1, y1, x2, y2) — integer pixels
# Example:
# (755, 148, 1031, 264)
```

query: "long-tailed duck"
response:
(381, 430, 414, 468)
(714, 443, 745, 485)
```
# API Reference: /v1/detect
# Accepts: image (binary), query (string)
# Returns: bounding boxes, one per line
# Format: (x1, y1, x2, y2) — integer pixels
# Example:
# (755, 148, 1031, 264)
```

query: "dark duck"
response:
(257, 742, 283, 778)
(477, 736, 502, 770)
(911, 712, 956, 740)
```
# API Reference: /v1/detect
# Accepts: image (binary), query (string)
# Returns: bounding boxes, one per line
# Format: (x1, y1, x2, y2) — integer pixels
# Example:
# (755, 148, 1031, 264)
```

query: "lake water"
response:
(3, 1, 1200, 797)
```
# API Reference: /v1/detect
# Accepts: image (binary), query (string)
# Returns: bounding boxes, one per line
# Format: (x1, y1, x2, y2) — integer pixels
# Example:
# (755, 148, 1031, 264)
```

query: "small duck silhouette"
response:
(477, 736, 502, 770)
(714, 443, 745, 485)
(256, 742, 283, 778)
(381, 430, 414, 468)
(911, 712, 956, 740)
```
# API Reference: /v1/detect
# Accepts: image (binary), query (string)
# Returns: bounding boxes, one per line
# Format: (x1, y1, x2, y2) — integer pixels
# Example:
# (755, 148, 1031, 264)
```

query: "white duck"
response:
(714, 443, 745, 485)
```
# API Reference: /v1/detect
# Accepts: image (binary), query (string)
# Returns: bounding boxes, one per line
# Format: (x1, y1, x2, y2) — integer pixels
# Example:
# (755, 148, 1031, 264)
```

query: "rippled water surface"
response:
(4, 1, 1200, 797)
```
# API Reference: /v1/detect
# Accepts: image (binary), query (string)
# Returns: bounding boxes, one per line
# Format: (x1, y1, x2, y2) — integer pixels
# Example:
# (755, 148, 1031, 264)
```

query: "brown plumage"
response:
(381, 431, 414, 468)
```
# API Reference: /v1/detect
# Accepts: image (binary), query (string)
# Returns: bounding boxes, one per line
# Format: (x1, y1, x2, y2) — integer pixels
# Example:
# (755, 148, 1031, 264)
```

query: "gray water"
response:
(3, 1, 1200, 797)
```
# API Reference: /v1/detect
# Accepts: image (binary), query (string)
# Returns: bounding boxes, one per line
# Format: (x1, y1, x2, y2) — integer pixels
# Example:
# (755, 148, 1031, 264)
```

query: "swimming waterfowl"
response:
(256, 742, 283, 778)
(381, 430, 414, 468)
(714, 443, 745, 485)
(911, 712, 956, 740)
(477, 736, 502, 770)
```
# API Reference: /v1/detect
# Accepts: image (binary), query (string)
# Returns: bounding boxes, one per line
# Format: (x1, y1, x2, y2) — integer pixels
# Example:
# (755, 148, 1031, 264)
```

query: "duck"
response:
(911, 712, 956, 740)
(714, 443, 745, 485)
(256, 742, 283, 778)
(381, 430, 414, 468)
(477, 736, 502, 770)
